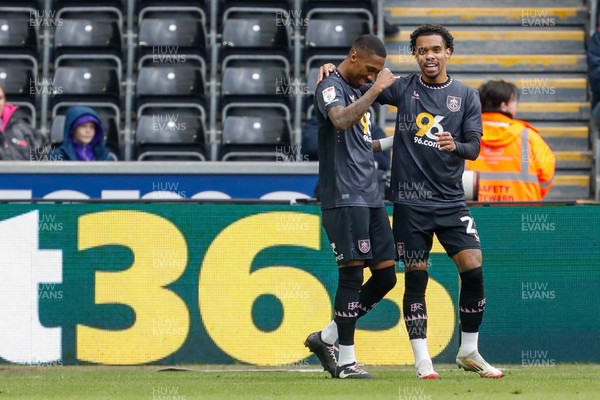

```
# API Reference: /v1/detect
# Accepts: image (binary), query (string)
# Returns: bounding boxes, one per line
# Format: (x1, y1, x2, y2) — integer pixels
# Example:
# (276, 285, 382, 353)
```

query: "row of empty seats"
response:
(0, 0, 377, 161)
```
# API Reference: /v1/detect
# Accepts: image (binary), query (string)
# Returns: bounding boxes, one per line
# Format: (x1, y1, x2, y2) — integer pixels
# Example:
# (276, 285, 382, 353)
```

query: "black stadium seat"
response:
(220, 56, 290, 107)
(221, 10, 290, 58)
(135, 61, 206, 107)
(135, 105, 206, 161)
(52, 65, 120, 103)
(0, 10, 38, 56)
(54, 18, 122, 56)
(0, 58, 36, 102)
(304, 18, 371, 50)
(137, 9, 207, 60)
(220, 104, 291, 161)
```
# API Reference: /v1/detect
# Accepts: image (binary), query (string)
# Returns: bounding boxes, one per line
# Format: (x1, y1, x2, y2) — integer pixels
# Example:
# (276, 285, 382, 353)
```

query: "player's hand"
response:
(436, 131, 457, 152)
(374, 68, 396, 91)
(316, 63, 337, 85)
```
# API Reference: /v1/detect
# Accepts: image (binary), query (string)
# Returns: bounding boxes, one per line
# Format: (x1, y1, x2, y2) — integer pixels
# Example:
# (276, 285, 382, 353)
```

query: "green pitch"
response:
(1, 364, 598, 399)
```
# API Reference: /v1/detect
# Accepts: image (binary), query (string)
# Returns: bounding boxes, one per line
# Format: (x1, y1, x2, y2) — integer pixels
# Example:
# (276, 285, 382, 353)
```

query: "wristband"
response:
(379, 136, 393, 151)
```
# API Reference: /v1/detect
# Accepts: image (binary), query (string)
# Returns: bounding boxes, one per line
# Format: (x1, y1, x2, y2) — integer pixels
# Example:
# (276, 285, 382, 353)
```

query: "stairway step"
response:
(386, 28, 584, 54)
(554, 150, 593, 169)
(385, 7, 587, 26)
(452, 74, 587, 102)
(546, 172, 590, 200)
(517, 102, 590, 120)
(387, 54, 587, 72)
(385, 0, 585, 7)
(533, 123, 589, 151)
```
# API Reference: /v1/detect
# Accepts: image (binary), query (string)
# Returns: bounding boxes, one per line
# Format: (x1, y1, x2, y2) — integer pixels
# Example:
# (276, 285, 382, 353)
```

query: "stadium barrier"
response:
(0, 203, 597, 366)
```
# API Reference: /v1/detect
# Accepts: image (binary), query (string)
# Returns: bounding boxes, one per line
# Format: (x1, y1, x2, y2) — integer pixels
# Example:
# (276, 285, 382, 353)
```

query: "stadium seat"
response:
(221, 8, 291, 58)
(50, 61, 121, 107)
(220, 103, 291, 161)
(53, 15, 123, 59)
(54, 0, 127, 12)
(0, 1, 45, 9)
(220, 55, 290, 107)
(135, 104, 206, 161)
(137, 7, 207, 60)
(137, 0, 209, 13)
(135, 56, 206, 108)
(304, 17, 372, 50)
(0, 57, 37, 103)
(302, 0, 374, 14)
(303, 6, 372, 63)
(0, 9, 38, 56)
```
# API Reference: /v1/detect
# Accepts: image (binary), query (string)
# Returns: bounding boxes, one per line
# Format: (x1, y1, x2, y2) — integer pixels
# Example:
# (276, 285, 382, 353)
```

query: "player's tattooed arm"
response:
(327, 69, 396, 131)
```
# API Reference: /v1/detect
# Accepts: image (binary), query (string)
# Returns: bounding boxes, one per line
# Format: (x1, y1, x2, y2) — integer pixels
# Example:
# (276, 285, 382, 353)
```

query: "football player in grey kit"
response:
(318, 24, 503, 379)
(303, 34, 398, 379)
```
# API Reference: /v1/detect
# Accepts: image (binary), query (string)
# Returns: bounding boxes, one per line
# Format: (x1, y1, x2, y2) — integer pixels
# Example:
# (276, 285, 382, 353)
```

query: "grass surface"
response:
(0, 364, 598, 399)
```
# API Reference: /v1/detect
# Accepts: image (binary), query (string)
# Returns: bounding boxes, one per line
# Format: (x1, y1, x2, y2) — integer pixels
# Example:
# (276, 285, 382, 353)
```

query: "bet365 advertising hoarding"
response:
(0, 204, 598, 366)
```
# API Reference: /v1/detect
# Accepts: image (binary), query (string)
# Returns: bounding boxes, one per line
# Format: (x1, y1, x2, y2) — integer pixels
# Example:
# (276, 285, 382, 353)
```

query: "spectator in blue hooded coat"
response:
(50, 106, 112, 161)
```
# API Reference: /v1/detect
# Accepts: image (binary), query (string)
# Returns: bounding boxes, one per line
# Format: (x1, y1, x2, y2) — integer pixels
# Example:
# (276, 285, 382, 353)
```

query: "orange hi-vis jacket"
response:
(466, 112, 555, 201)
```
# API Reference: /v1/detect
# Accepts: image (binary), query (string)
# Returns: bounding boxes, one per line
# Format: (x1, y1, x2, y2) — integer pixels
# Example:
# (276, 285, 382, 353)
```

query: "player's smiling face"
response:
(414, 34, 451, 84)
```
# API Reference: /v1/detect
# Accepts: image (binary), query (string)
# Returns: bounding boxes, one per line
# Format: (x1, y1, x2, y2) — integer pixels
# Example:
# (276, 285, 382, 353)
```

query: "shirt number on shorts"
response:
(460, 216, 480, 242)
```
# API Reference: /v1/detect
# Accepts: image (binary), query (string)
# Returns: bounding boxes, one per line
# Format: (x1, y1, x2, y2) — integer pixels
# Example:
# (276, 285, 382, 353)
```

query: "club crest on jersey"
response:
(322, 86, 337, 105)
(358, 239, 371, 254)
(446, 96, 461, 112)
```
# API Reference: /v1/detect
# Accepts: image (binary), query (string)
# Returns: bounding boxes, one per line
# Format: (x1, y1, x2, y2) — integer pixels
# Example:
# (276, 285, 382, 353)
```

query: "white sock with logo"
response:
(320, 320, 338, 345)
(410, 338, 431, 365)
(459, 331, 479, 355)
(338, 344, 356, 366)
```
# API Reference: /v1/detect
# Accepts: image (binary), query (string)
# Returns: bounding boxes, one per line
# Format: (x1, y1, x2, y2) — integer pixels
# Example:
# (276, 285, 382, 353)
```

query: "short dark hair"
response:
(351, 34, 387, 58)
(478, 80, 519, 112)
(410, 24, 454, 54)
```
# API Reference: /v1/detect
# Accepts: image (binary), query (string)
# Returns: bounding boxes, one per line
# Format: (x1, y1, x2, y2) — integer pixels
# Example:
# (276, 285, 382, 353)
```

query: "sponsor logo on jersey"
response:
(446, 96, 461, 112)
(322, 86, 336, 105)
(412, 90, 420, 100)
(349, 94, 355, 102)
(358, 239, 371, 253)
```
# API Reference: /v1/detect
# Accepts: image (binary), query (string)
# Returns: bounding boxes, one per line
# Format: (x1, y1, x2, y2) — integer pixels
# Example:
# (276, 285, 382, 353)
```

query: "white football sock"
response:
(410, 338, 431, 365)
(459, 331, 479, 355)
(338, 344, 356, 366)
(320, 320, 338, 345)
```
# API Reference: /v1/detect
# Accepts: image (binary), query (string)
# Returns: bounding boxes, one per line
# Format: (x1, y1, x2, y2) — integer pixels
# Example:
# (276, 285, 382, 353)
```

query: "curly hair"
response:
(410, 24, 454, 54)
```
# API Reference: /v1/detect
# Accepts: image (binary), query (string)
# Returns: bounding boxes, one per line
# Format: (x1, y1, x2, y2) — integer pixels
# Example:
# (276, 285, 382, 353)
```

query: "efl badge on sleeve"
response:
(322, 86, 336, 105)
(446, 96, 461, 112)
(358, 239, 371, 254)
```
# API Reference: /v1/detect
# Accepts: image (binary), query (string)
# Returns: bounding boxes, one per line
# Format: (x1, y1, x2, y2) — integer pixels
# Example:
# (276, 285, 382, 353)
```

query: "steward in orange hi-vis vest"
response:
(466, 112, 555, 201)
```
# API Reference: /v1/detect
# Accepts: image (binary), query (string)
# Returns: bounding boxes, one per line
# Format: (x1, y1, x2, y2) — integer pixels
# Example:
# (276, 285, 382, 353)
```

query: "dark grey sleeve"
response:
(454, 89, 482, 160)
(454, 131, 481, 160)
(315, 77, 347, 119)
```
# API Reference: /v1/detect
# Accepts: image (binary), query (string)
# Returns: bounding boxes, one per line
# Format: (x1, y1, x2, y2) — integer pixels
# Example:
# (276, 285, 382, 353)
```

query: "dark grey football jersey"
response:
(315, 70, 383, 209)
(377, 73, 482, 206)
